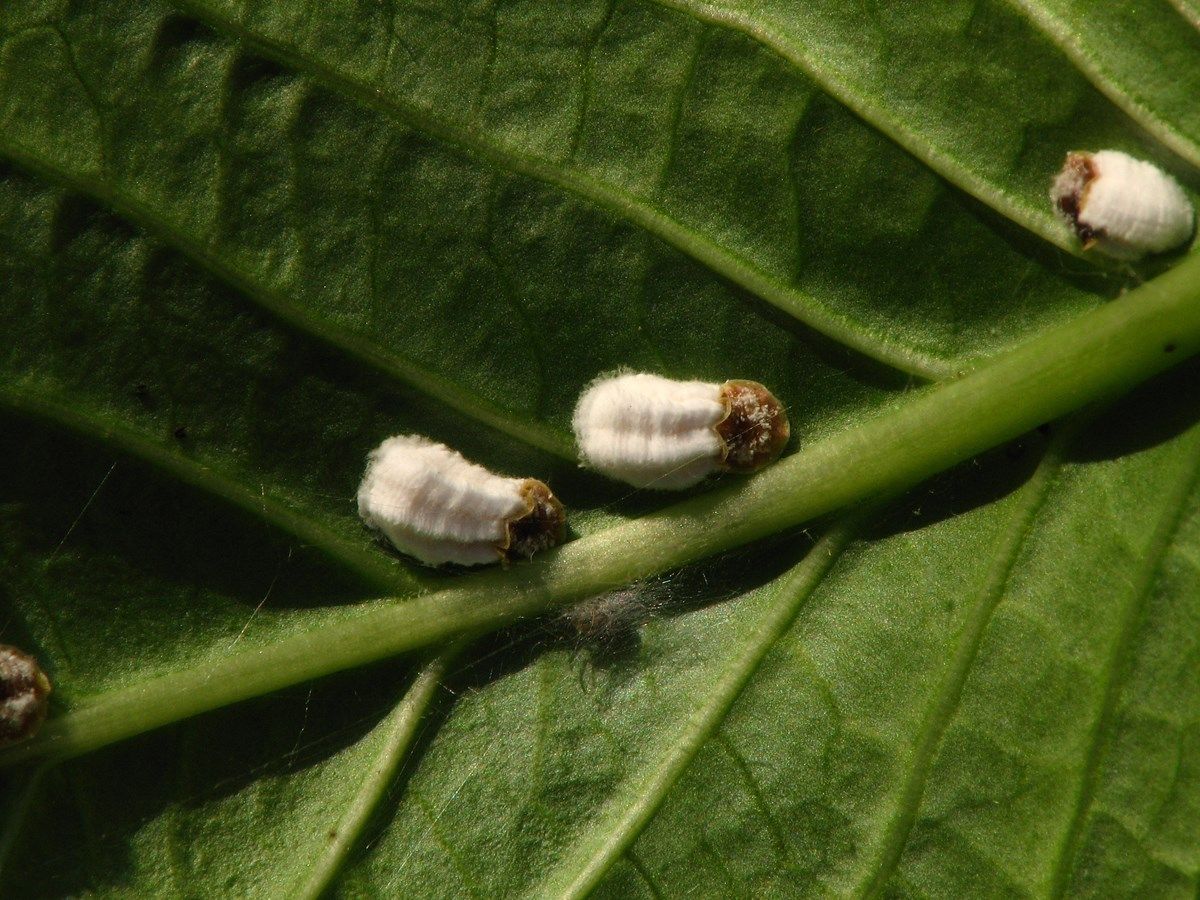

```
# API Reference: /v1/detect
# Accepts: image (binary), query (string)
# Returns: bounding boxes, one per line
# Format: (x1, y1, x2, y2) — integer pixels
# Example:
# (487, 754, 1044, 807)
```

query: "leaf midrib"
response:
(544, 515, 862, 899)
(6, 251, 1200, 770)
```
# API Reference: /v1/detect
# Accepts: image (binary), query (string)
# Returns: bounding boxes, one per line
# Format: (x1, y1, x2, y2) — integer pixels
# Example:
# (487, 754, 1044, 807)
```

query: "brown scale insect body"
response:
(716, 380, 791, 473)
(0, 644, 51, 748)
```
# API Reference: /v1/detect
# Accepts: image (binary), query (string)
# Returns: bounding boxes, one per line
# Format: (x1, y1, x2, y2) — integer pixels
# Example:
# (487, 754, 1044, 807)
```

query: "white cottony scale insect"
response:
(0, 644, 51, 748)
(1051, 150, 1194, 259)
(572, 373, 790, 489)
(357, 436, 565, 567)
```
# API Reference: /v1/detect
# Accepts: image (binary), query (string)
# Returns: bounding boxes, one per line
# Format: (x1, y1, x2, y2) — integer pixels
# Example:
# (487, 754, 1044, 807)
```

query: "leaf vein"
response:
(0, 142, 575, 460)
(861, 425, 1072, 895)
(292, 643, 465, 899)
(6, 260, 1200, 772)
(1048, 443, 1200, 897)
(639, 0, 1076, 253)
(548, 515, 865, 899)
(1167, 0, 1200, 31)
(161, 0, 955, 380)
(411, 792, 482, 899)
(0, 385, 413, 593)
(713, 731, 797, 869)
(1005, 0, 1200, 170)
(625, 848, 665, 899)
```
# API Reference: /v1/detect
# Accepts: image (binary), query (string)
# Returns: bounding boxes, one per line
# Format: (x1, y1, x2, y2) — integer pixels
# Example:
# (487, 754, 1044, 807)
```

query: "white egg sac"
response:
(573, 373, 790, 490)
(1051, 150, 1194, 259)
(0, 644, 50, 748)
(357, 436, 565, 567)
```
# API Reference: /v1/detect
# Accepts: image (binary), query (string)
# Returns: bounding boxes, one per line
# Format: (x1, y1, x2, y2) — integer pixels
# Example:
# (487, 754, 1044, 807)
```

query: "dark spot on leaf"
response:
(134, 383, 154, 409)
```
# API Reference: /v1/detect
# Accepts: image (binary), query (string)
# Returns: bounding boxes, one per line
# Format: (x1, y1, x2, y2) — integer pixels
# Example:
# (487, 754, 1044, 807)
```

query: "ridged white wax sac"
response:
(1052, 150, 1194, 259)
(573, 373, 725, 489)
(357, 435, 531, 567)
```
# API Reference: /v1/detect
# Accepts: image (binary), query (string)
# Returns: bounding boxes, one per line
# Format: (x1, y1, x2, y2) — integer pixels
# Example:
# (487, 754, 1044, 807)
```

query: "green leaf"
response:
(1, 0, 1199, 896)
(1010, 0, 1200, 168)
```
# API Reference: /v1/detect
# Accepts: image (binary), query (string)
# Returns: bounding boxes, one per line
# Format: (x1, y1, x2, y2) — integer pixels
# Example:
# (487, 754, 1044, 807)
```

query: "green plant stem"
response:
(5, 252, 1200, 767)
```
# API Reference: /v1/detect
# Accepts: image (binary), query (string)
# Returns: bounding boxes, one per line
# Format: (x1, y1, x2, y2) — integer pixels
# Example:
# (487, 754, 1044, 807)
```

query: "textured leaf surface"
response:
(1009, 0, 1200, 167)
(1, 0, 1199, 896)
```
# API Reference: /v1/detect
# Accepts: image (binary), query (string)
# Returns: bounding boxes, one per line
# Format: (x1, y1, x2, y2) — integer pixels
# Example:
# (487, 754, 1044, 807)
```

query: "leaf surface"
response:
(1009, 0, 1200, 168)
(1, 0, 1200, 896)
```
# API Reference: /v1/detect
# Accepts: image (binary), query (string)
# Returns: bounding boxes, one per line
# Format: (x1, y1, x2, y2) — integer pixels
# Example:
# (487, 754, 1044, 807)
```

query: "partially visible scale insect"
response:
(357, 435, 565, 567)
(1051, 150, 1194, 259)
(0, 644, 51, 748)
(572, 373, 790, 489)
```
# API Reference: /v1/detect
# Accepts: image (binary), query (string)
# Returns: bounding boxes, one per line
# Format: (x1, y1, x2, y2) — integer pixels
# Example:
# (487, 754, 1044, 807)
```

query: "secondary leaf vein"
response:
(860, 424, 1072, 895)
(546, 514, 864, 899)
(0, 385, 414, 593)
(1005, 0, 1200, 171)
(292, 642, 466, 899)
(639, 0, 1077, 253)
(1048, 441, 1200, 897)
(161, 0, 955, 380)
(0, 141, 576, 459)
